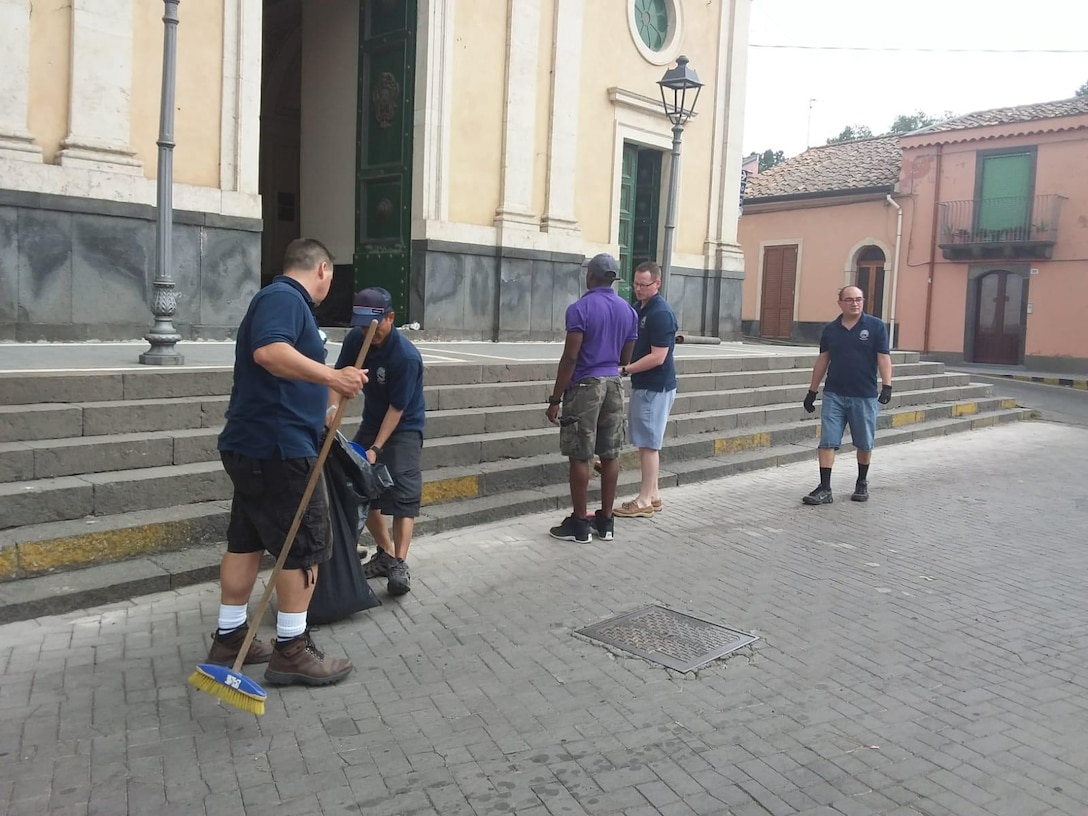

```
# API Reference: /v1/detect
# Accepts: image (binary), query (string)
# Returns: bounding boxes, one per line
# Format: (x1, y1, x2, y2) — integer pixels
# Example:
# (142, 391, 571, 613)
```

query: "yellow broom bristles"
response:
(188, 667, 266, 716)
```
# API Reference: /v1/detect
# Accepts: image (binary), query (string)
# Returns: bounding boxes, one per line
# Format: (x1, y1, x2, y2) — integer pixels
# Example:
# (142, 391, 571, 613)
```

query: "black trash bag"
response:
(308, 432, 392, 624)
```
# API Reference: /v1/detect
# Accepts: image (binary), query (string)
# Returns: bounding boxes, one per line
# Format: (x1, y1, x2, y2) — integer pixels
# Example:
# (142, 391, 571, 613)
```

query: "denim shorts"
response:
(819, 392, 879, 452)
(628, 388, 676, 450)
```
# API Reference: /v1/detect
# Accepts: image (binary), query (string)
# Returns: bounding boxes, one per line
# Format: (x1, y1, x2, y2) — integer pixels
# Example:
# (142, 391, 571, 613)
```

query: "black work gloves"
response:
(878, 384, 893, 405)
(803, 390, 818, 413)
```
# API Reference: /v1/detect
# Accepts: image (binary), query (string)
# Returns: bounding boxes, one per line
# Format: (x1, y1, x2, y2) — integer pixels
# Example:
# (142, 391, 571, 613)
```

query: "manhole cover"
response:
(576, 605, 758, 672)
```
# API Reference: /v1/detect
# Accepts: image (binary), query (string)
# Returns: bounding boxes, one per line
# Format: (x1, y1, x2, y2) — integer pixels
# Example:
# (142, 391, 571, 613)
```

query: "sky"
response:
(741, 0, 1088, 158)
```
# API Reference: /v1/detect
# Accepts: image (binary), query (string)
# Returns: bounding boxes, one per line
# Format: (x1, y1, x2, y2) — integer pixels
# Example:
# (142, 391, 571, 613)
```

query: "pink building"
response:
(739, 97, 1088, 373)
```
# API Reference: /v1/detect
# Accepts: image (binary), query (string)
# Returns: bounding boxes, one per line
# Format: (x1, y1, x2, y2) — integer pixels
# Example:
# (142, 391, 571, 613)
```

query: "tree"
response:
(758, 149, 785, 172)
(888, 110, 939, 133)
(1076, 80, 1088, 97)
(825, 125, 873, 145)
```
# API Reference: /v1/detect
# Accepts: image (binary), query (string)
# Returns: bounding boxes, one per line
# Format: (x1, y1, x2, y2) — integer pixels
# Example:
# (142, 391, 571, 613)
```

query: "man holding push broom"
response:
(209, 238, 365, 687)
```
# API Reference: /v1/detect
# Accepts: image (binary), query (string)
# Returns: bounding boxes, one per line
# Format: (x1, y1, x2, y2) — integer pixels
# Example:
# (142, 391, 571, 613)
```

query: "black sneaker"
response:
(851, 480, 869, 502)
(387, 558, 411, 596)
(593, 510, 614, 541)
(549, 515, 591, 543)
(802, 486, 834, 505)
(362, 548, 396, 579)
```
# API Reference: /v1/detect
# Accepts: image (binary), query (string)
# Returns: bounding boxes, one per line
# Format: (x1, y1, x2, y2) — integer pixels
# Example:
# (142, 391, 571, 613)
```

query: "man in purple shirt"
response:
(546, 254, 638, 543)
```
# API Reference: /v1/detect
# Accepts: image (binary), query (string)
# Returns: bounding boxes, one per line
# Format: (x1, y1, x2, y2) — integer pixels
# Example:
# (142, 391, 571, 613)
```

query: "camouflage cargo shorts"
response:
(559, 376, 626, 461)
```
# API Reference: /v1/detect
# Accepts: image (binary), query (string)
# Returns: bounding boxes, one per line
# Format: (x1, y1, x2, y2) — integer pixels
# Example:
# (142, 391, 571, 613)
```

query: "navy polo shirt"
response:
(218, 276, 328, 459)
(820, 313, 890, 398)
(336, 325, 426, 436)
(630, 294, 678, 392)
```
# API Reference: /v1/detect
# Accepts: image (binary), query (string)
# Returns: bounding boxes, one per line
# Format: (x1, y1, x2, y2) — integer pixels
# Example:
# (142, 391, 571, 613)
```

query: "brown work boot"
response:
(264, 630, 354, 686)
(206, 623, 273, 666)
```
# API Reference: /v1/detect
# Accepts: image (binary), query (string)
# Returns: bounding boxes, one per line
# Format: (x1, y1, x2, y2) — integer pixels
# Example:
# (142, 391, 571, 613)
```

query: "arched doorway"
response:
(973, 270, 1025, 365)
(855, 246, 885, 319)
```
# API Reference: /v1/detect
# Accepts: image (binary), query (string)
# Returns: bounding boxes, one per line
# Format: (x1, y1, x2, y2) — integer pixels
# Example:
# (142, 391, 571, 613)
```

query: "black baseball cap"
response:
(350, 287, 393, 326)
(584, 253, 620, 280)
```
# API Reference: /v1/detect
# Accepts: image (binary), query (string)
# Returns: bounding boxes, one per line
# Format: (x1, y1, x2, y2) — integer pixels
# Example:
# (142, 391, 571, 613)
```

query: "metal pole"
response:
(141, 0, 184, 365)
(659, 122, 684, 300)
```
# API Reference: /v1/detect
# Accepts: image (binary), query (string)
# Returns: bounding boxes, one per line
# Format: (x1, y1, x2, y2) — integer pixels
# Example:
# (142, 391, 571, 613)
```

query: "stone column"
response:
(0, 0, 42, 161)
(494, 0, 540, 232)
(541, 0, 582, 235)
(57, 0, 143, 174)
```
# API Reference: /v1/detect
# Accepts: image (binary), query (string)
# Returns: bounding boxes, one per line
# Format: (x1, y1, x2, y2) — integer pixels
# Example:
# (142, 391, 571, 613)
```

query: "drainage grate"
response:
(576, 605, 758, 672)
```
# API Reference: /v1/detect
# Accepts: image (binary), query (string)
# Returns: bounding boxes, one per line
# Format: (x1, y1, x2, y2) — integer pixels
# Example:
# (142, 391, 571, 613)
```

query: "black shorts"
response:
(354, 430, 423, 518)
(220, 451, 332, 570)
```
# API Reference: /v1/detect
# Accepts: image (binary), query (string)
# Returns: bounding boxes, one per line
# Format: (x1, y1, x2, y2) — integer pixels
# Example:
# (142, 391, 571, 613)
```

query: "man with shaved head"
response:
(801, 285, 892, 505)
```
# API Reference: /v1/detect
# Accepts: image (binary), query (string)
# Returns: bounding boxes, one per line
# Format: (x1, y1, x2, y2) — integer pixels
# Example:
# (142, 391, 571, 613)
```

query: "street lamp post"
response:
(140, 0, 184, 365)
(656, 55, 702, 301)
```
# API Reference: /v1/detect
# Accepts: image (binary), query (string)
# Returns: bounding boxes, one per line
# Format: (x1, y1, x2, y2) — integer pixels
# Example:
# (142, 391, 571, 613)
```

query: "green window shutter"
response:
(977, 153, 1031, 234)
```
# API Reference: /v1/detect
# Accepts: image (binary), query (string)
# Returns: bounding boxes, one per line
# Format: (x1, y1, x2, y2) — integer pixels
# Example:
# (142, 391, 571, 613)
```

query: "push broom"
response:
(188, 318, 379, 715)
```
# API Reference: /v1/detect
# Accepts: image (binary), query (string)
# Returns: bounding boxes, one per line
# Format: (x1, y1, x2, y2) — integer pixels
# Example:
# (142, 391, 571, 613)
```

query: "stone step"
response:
(0, 349, 925, 408)
(0, 390, 1022, 539)
(0, 405, 1028, 619)
(0, 390, 1011, 524)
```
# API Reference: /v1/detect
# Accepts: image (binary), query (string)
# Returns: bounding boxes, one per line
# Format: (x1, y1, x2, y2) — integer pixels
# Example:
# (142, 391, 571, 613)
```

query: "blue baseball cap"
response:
(351, 287, 393, 326)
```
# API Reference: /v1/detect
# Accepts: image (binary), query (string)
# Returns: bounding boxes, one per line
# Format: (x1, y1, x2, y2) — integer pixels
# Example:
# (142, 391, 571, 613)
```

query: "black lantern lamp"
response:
(655, 56, 702, 299)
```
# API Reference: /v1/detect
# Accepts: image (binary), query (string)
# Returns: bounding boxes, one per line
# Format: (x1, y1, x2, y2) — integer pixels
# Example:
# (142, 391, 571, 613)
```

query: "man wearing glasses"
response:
(801, 285, 892, 505)
(613, 261, 677, 519)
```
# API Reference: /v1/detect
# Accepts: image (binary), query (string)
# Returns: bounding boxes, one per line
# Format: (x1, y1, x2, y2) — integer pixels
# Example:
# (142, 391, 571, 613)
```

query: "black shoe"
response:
(802, 486, 834, 505)
(362, 548, 396, 579)
(549, 515, 591, 543)
(851, 480, 869, 502)
(593, 510, 614, 541)
(387, 558, 411, 596)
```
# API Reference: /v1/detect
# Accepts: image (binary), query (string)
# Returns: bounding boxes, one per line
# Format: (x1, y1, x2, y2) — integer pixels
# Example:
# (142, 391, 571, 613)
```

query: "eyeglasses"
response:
(839, 297, 864, 304)
(633, 281, 660, 289)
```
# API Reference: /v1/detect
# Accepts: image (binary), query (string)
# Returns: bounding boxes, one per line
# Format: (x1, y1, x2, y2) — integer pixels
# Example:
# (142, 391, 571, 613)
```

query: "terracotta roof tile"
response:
(744, 136, 900, 200)
(914, 96, 1088, 135)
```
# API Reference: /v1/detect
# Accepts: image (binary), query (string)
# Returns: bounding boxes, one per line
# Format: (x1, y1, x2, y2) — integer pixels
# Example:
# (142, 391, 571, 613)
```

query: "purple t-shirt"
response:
(566, 286, 639, 386)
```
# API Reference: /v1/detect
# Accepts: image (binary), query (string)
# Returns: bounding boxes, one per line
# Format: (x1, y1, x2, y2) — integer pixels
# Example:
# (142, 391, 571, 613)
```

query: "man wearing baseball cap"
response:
(545, 253, 638, 544)
(334, 287, 425, 596)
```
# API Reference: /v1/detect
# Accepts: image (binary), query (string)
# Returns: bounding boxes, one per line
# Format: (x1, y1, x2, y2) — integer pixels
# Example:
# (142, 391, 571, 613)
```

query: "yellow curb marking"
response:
(0, 547, 19, 580)
(1000, 398, 1017, 410)
(892, 410, 925, 427)
(715, 432, 771, 455)
(951, 402, 979, 417)
(422, 475, 478, 506)
(18, 522, 195, 575)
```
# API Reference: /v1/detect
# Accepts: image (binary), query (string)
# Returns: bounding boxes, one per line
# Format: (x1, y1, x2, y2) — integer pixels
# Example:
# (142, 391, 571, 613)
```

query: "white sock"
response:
(277, 611, 307, 642)
(217, 604, 247, 635)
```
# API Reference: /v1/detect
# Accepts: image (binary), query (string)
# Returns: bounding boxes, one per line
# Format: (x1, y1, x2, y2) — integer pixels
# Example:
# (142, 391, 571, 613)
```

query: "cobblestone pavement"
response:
(2, 421, 1087, 816)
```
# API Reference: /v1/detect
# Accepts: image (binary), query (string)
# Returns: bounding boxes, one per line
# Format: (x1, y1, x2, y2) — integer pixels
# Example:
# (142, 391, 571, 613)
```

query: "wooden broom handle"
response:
(231, 318, 379, 673)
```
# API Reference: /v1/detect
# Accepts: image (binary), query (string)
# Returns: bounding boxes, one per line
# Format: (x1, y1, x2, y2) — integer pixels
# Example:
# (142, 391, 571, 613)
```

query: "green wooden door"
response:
(617, 143, 662, 303)
(633, 149, 661, 271)
(618, 144, 637, 284)
(977, 153, 1031, 236)
(356, 0, 416, 320)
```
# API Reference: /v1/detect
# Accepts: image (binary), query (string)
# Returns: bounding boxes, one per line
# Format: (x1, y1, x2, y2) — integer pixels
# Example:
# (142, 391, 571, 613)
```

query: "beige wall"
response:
(131, 0, 224, 187)
(25, 1, 224, 186)
(739, 198, 900, 325)
(899, 122, 1088, 359)
(448, 1, 506, 226)
(576, 0, 721, 253)
(27, 0, 71, 164)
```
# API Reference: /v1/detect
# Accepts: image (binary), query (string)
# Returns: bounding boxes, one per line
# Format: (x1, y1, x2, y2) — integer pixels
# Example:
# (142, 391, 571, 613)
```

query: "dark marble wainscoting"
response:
(0, 190, 261, 341)
(410, 241, 746, 341)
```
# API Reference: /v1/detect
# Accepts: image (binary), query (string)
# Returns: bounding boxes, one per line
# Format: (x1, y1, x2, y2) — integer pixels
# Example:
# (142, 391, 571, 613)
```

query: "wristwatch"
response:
(547, 396, 562, 406)
(620, 366, 629, 377)
(368, 444, 382, 456)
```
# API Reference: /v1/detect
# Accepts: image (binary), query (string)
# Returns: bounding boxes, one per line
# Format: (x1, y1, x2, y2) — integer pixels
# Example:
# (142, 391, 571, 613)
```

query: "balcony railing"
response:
(937, 194, 1065, 260)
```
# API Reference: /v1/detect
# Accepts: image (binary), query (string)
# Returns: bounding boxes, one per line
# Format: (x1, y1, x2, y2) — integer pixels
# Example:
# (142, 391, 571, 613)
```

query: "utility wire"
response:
(750, 44, 1087, 54)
